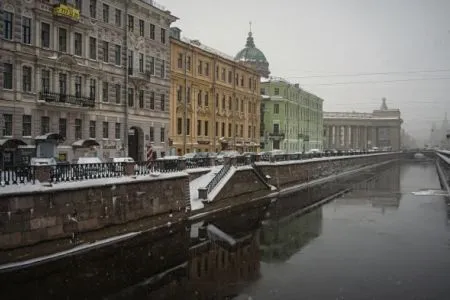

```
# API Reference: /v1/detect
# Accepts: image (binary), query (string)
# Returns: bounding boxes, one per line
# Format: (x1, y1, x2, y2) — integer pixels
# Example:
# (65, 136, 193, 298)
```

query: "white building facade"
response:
(0, 0, 176, 166)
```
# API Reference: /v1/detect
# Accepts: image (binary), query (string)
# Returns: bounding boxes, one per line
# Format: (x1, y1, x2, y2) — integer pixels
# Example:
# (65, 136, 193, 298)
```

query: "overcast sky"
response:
(162, 0, 450, 143)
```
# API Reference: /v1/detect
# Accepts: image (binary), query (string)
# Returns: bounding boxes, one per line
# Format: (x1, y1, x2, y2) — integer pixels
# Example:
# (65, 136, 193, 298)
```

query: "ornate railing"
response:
(0, 166, 36, 185)
(39, 91, 95, 107)
(51, 163, 125, 182)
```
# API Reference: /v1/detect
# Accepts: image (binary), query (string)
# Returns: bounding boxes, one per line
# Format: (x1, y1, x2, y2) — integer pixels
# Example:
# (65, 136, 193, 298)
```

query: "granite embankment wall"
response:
(0, 152, 401, 251)
(0, 174, 189, 250)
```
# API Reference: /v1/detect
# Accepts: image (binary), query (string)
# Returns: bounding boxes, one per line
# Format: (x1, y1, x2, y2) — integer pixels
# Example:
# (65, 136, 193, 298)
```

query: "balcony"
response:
(269, 132, 285, 140)
(39, 91, 95, 108)
(52, 3, 80, 24)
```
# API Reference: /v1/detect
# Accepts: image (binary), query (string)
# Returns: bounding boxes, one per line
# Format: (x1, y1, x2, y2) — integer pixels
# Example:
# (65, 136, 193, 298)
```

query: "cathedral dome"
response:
(235, 29, 270, 78)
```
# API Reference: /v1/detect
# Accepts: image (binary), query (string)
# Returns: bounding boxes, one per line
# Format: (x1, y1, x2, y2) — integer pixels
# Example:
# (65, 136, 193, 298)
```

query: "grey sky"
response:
(163, 0, 450, 143)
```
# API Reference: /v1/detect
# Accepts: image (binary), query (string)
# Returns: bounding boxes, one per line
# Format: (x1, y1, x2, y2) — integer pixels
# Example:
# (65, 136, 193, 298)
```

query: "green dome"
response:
(235, 31, 270, 78)
(234, 32, 268, 63)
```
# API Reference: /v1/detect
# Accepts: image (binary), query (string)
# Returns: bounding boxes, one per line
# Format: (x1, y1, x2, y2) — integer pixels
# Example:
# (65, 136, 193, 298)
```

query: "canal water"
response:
(1, 161, 450, 299)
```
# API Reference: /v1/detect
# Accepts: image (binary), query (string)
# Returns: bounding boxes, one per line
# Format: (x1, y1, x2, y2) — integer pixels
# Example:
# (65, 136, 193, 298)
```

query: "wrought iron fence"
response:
(51, 162, 125, 182)
(0, 166, 35, 185)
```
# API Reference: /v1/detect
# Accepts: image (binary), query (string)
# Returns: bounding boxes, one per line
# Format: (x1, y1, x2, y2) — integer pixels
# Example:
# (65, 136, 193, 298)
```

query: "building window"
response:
(197, 120, 202, 136)
(102, 82, 108, 102)
(260, 88, 265, 95)
(3, 11, 13, 40)
(115, 123, 121, 139)
(90, 0, 97, 18)
(89, 37, 97, 59)
(128, 15, 134, 32)
(115, 9, 121, 26)
(58, 28, 67, 52)
(160, 28, 166, 43)
(205, 121, 209, 136)
(128, 50, 133, 75)
(150, 23, 155, 39)
(75, 119, 82, 140)
(22, 115, 32, 137)
(41, 22, 50, 48)
(187, 56, 191, 70)
(228, 124, 232, 137)
(149, 126, 154, 142)
(89, 79, 96, 99)
(41, 116, 49, 135)
(89, 120, 96, 138)
(22, 17, 31, 44)
(187, 119, 190, 135)
(75, 76, 82, 97)
(139, 19, 144, 36)
(102, 41, 109, 62)
(274, 88, 279, 95)
(240, 99, 244, 112)
(59, 73, 67, 94)
(177, 86, 182, 102)
(177, 53, 183, 68)
(161, 60, 165, 78)
(102, 122, 108, 138)
(115, 45, 121, 65)
(115, 84, 121, 104)
(149, 56, 155, 75)
(2, 114, 12, 136)
(228, 71, 232, 83)
(2, 63, 13, 89)
(222, 96, 225, 110)
(240, 76, 244, 87)
(274, 103, 279, 114)
(139, 90, 144, 109)
(59, 118, 67, 138)
(221, 122, 225, 137)
(197, 90, 202, 106)
(248, 78, 252, 89)
(205, 63, 209, 76)
(139, 53, 144, 72)
(128, 88, 134, 107)
(273, 124, 280, 134)
(221, 68, 226, 81)
(74, 32, 82, 56)
(160, 128, 165, 142)
(42, 70, 50, 92)
(215, 122, 219, 137)
(204, 92, 209, 107)
(240, 125, 244, 137)
(102, 3, 109, 23)
(198, 61, 203, 75)
(22, 66, 32, 92)
(150, 91, 155, 109)
(177, 118, 182, 135)
(160, 93, 165, 111)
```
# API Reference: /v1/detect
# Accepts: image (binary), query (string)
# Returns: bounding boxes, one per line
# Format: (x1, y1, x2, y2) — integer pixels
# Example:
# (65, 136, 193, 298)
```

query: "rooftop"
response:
(324, 111, 401, 120)
(179, 37, 236, 62)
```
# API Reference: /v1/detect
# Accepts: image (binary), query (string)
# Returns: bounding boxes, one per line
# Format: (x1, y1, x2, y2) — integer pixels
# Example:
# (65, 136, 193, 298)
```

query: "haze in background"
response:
(163, 0, 450, 144)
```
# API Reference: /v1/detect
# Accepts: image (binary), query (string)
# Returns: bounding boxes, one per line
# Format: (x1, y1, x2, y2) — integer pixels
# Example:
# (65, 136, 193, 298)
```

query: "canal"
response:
(1, 161, 450, 299)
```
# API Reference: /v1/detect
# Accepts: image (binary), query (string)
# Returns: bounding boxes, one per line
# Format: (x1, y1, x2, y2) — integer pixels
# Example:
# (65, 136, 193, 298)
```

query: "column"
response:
(329, 125, 333, 149)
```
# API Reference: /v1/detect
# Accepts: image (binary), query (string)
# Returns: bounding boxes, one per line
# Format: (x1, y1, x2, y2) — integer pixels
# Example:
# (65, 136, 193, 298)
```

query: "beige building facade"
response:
(0, 0, 176, 165)
(169, 28, 261, 155)
(323, 98, 403, 151)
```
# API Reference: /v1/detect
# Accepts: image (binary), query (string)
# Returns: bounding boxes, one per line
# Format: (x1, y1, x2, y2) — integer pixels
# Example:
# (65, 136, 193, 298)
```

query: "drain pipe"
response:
(123, 0, 130, 156)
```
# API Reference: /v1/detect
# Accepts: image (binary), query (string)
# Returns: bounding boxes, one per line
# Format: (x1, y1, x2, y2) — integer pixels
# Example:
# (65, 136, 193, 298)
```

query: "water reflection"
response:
(337, 163, 402, 211)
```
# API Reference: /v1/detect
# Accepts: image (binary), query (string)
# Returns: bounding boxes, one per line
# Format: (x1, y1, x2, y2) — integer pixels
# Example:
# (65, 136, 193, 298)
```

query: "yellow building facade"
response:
(169, 29, 261, 155)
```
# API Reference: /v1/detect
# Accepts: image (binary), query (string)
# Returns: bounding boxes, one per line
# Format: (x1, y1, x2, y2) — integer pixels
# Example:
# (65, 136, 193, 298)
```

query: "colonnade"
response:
(324, 125, 386, 150)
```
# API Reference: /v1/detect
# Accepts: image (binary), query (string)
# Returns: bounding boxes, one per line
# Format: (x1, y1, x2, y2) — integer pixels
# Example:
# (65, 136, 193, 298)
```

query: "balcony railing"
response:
(39, 91, 95, 108)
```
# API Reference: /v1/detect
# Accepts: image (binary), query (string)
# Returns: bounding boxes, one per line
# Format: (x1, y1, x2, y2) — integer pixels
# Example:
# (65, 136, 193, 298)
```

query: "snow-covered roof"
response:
(324, 111, 400, 120)
(180, 37, 235, 61)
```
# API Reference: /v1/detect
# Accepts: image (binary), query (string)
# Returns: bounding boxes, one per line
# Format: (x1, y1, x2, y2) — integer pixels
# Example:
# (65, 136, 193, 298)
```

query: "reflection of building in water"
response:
(338, 164, 401, 210)
(260, 208, 323, 263)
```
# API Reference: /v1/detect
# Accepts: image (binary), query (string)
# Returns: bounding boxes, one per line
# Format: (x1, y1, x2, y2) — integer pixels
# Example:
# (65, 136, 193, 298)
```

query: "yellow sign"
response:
(53, 4, 80, 22)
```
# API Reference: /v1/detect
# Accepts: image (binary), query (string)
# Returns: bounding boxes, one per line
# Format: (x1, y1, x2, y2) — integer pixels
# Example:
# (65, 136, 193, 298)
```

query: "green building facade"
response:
(260, 77, 323, 152)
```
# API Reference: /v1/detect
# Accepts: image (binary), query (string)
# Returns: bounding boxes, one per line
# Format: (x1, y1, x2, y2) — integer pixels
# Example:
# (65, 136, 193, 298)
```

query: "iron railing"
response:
(205, 164, 231, 194)
(0, 166, 36, 185)
(39, 91, 95, 107)
(51, 163, 125, 182)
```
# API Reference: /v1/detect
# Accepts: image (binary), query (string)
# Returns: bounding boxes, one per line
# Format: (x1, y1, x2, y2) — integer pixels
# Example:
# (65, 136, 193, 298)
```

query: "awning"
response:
(72, 139, 100, 148)
(0, 139, 27, 150)
(34, 133, 65, 143)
